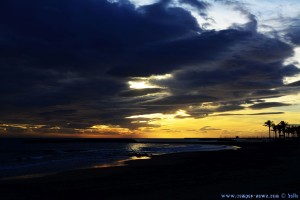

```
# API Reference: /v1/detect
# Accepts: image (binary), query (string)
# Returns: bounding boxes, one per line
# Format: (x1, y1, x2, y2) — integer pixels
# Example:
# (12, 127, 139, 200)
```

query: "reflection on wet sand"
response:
(92, 156, 151, 168)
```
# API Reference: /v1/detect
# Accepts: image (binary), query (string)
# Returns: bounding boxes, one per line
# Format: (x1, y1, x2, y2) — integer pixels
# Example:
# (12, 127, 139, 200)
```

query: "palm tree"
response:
(287, 126, 297, 139)
(277, 124, 283, 139)
(286, 126, 292, 139)
(291, 126, 297, 138)
(264, 120, 273, 139)
(271, 124, 278, 139)
(279, 121, 288, 139)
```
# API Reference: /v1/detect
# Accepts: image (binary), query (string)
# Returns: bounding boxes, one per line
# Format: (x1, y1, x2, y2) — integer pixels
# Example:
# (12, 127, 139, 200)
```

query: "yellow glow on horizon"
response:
(0, 123, 45, 129)
(126, 106, 300, 138)
(175, 109, 190, 117)
(126, 113, 165, 119)
(50, 126, 61, 130)
(89, 124, 135, 135)
(1, 104, 299, 139)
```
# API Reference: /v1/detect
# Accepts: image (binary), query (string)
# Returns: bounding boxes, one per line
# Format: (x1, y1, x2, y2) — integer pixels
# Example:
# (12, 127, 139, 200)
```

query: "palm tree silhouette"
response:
(264, 120, 300, 141)
(279, 121, 288, 139)
(286, 126, 294, 139)
(271, 124, 278, 139)
(264, 120, 273, 139)
(277, 124, 283, 139)
(290, 126, 297, 138)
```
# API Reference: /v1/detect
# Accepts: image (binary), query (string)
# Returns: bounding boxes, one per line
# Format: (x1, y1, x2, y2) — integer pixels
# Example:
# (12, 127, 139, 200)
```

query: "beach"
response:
(0, 141, 299, 200)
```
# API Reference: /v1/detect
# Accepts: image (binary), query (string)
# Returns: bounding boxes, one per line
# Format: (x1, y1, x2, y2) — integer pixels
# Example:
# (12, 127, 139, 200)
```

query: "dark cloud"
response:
(215, 104, 244, 112)
(249, 102, 291, 110)
(108, 29, 252, 77)
(212, 112, 285, 116)
(147, 33, 298, 116)
(143, 94, 218, 105)
(287, 80, 300, 87)
(38, 109, 77, 121)
(0, 0, 200, 73)
(0, 0, 202, 132)
(119, 88, 164, 97)
(0, 0, 299, 135)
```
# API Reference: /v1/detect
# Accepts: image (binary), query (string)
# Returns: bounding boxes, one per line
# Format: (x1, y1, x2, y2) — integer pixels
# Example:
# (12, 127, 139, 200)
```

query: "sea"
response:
(0, 138, 237, 180)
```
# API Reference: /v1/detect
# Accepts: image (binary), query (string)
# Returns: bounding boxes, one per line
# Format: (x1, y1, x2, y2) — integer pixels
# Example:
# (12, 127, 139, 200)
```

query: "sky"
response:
(0, 0, 300, 138)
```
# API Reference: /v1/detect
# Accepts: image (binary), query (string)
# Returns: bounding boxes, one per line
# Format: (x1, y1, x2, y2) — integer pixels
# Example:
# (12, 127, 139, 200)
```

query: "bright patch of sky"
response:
(111, 0, 300, 38)
(284, 47, 300, 68)
(128, 80, 156, 89)
(238, 0, 300, 36)
(263, 93, 300, 113)
(189, 1, 249, 31)
(107, 0, 159, 6)
(128, 0, 159, 7)
(167, 0, 250, 31)
(185, 0, 300, 36)
(89, 125, 134, 134)
(128, 74, 172, 89)
(284, 47, 300, 84)
(126, 110, 190, 119)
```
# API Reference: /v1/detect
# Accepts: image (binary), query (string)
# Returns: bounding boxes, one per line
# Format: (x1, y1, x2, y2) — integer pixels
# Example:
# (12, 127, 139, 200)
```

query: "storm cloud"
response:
(0, 0, 299, 136)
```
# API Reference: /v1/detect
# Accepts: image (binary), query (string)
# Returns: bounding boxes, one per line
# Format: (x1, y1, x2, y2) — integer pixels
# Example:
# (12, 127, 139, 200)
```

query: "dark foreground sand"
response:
(0, 142, 299, 200)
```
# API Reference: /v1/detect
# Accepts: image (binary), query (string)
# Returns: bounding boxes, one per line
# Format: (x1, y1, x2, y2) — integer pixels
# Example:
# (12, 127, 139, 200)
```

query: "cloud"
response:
(179, 0, 207, 10)
(285, 19, 300, 45)
(108, 29, 253, 77)
(199, 126, 221, 133)
(0, 0, 299, 136)
(249, 102, 291, 110)
(119, 88, 164, 97)
(212, 112, 285, 116)
(143, 94, 218, 105)
(287, 80, 300, 87)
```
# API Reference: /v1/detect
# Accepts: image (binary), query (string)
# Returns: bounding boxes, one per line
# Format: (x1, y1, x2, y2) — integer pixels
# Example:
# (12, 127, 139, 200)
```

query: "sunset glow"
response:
(0, 0, 299, 138)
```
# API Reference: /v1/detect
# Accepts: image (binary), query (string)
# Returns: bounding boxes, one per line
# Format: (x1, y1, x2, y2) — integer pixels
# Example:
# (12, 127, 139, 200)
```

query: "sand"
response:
(0, 141, 299, 200)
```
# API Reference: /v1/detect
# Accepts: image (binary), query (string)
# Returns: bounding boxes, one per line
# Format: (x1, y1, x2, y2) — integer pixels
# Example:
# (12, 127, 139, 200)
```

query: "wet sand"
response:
(0, 142, 299, 200)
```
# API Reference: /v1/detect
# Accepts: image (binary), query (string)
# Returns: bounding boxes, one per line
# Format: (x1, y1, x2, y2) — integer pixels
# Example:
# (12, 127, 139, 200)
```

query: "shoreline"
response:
(0, 142, 299, 200)
(0, 142, 238, 181)
(0, 143, 238, 181)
